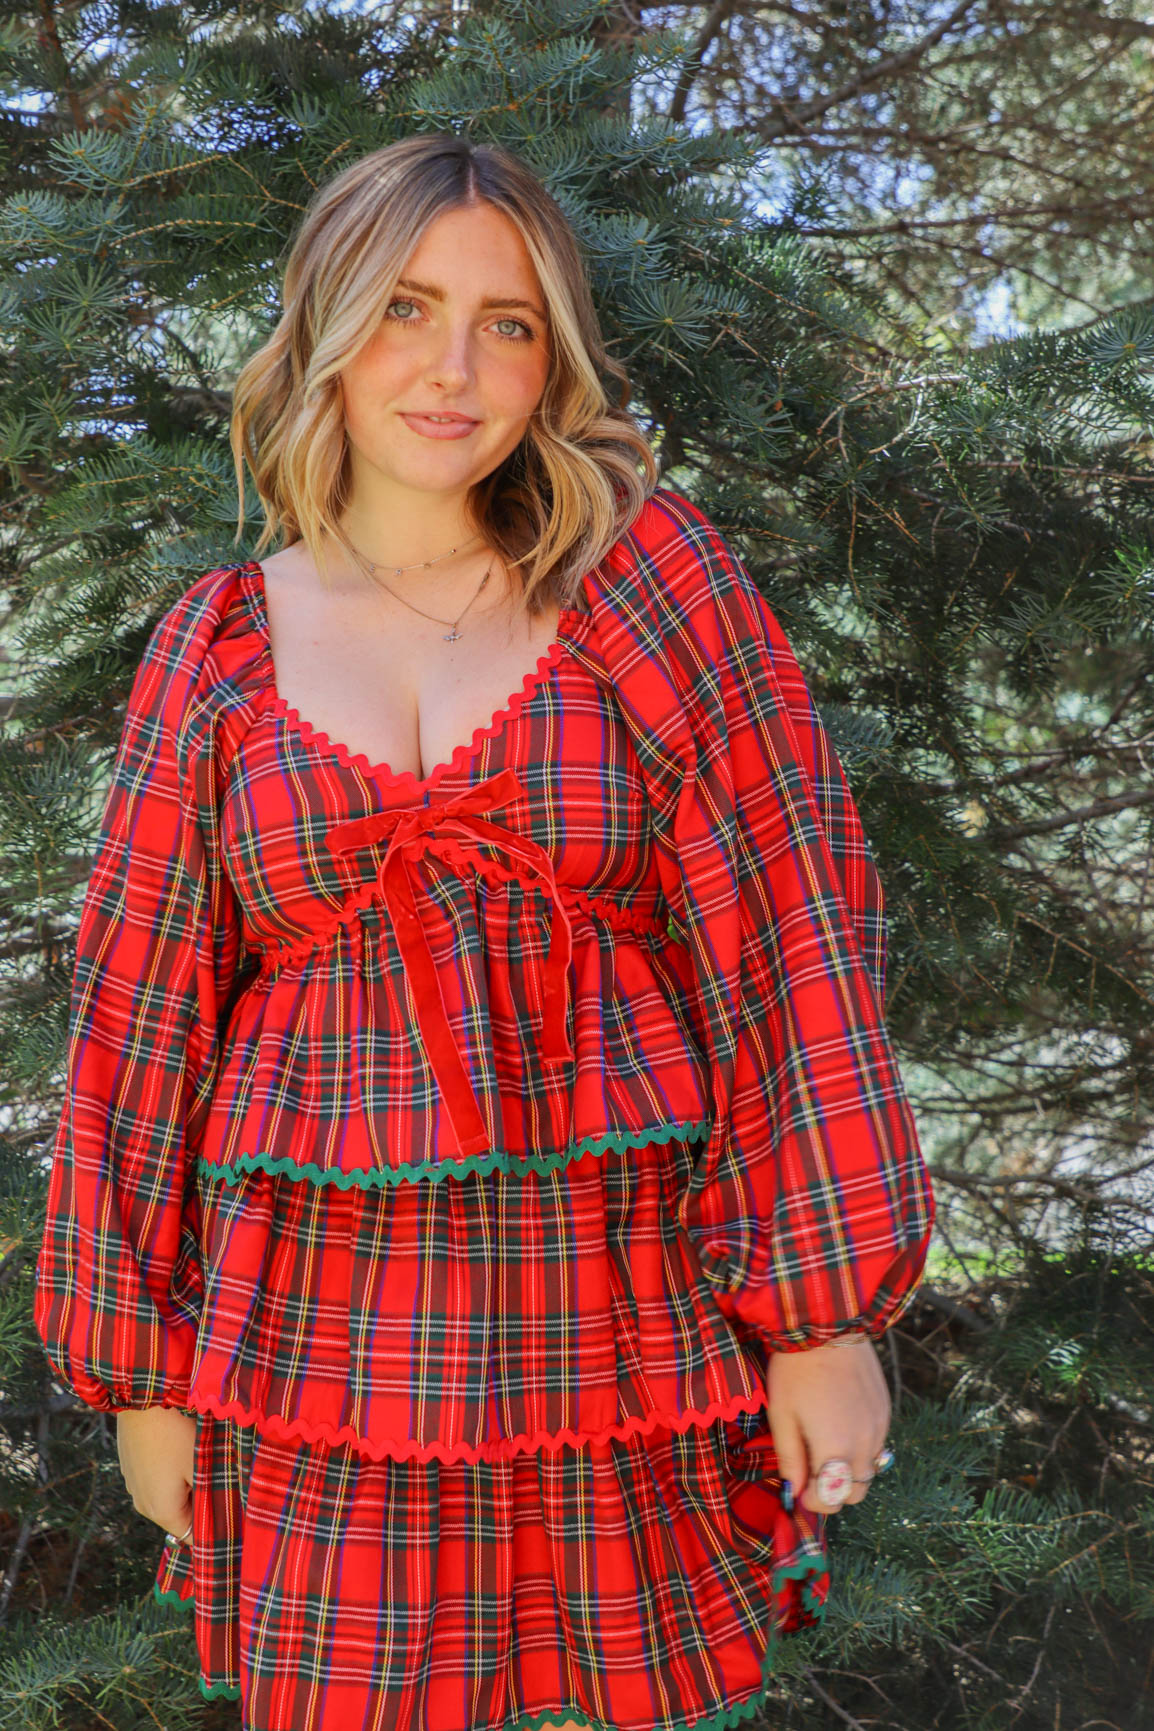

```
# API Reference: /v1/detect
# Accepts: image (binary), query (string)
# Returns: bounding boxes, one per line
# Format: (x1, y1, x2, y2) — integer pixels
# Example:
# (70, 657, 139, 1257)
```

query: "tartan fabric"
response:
(187, 1122, 780, 1461)
(584, 490, 936, 1350)
(34, 485, 934, 1728)
(151, 1405, 828, 1731)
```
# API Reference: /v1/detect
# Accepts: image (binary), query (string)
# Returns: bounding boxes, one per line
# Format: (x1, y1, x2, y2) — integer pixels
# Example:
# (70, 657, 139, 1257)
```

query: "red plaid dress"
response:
(35, 487, 935, 1731)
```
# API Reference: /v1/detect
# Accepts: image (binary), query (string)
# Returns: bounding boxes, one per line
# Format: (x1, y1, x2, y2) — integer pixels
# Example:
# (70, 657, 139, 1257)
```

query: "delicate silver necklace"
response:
(346, 532, 494, 642)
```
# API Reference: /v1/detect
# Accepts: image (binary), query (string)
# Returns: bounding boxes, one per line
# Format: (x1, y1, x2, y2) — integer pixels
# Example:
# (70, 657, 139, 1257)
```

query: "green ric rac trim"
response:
(155, 1549, 829, 1725)
(196, 1117, 713, 1191)
(154, 1583, 245, 1700)
(198, 1677, 243, 1702)
(486, 1557, 831, 1731)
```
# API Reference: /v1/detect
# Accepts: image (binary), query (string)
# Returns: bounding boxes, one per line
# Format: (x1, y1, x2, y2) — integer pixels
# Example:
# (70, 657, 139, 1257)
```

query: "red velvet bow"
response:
(325, 767, 574, 1158)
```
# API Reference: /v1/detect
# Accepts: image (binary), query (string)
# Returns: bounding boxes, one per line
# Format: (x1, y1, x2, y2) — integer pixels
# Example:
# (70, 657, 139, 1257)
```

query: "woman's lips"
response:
(400, 413, 480, 440)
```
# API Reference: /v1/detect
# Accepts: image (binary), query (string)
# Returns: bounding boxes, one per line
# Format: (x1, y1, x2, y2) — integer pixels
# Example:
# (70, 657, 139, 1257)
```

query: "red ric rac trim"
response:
(265, 604, 587, 796)
(183, 1384, 772, 1466)
(561, 884, 668, 938)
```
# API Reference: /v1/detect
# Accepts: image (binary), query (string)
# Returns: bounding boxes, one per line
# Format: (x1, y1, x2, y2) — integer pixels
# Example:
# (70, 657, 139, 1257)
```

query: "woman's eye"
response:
(384, 300, 534, 342)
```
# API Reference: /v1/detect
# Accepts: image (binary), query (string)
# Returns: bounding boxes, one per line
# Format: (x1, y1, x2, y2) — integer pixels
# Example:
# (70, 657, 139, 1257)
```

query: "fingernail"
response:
(781, 1479, 794, 1512)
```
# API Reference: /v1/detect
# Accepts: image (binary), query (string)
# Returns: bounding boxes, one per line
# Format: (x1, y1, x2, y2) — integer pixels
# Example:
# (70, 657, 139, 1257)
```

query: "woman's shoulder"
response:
(614, 485, 715, 556)
(147, 558, 253, 653)
(597, 485, 762, 629)
(123, 559, 262, 728)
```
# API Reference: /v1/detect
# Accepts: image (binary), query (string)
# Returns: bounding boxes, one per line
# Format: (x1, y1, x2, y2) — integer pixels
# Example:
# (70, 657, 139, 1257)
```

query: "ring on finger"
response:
(814, 1457, 887, 1506)
(814, 1458, 854, 1505)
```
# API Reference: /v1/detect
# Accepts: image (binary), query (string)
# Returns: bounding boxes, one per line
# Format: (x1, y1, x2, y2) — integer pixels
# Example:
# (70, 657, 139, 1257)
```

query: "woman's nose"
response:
(424, 323, 475, 384)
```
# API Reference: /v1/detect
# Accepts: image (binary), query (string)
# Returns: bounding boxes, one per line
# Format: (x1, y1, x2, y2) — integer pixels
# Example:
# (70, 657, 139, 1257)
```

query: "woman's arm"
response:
(34, 576, 245, 1414)
(586, 489, 935, 1415)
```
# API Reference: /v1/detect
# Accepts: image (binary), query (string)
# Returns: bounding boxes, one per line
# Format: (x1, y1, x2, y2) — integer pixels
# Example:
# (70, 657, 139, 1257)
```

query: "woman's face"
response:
(337, 201, 552, 514)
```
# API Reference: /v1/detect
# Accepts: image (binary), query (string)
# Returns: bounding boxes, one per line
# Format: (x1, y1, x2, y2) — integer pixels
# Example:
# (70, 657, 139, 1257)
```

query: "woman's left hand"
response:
(765, 1334, 891, 1514)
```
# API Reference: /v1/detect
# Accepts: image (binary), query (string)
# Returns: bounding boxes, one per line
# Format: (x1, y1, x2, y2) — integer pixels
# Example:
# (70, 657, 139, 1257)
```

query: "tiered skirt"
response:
(154, 1401, 827, 1731)
(153, 1126, 830, 1730)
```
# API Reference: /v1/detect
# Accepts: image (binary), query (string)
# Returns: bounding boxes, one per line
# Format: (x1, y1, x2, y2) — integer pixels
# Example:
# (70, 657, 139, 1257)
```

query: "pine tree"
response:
(0, 1, 1151, 1725)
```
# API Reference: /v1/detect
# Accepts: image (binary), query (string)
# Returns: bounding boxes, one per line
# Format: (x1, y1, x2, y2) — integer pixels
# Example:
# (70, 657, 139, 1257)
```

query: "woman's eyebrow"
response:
(395, 276, 547, 321)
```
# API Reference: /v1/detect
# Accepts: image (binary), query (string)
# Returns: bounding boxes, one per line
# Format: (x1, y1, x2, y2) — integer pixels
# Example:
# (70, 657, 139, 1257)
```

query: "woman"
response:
(34, 133, 935, 1731)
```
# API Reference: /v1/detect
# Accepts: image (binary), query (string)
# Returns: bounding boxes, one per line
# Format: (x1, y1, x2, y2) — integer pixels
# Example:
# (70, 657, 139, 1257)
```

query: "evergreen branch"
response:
(940, 1637, 1009, 1684)
(32, 0, 85, 133)
(1005, 1599, 1058, 1719)
(916, 1287, 994, 1333)
(800, 1668, 870, 1730)
(1007, 911, 1153, 1009)
(667, 0, 741, 127)
(927, 730, 1154, 796)
(934, 1167, 1118, 1210)
(799, 187, 1154, 237)
(1044, 1519, 1150, 1582)
(985, 788, 1154, 844)
(875, 228, 1114, 321)
(968, 461, 1154, 487)
(747, 0, 980, 140)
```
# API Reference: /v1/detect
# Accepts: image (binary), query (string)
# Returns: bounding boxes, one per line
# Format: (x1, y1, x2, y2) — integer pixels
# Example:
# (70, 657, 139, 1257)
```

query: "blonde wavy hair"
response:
(229, 132, 660, 617)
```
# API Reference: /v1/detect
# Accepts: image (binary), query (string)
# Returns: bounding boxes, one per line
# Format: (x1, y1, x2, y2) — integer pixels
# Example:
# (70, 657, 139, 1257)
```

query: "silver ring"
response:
(815, 1449, 896, 1506)
(166, 1523, 193, 1546)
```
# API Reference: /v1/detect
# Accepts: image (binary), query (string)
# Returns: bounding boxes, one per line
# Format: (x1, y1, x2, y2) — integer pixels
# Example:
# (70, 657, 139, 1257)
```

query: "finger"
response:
(842, 1435, 891, 1506)
(143, 1492, 193, 1543)
(842, 1470, 872, 1506)
(174, 1488, 193, 1542)
(803, 1454, 857, 1516)
(766, 1403, 810, 1510)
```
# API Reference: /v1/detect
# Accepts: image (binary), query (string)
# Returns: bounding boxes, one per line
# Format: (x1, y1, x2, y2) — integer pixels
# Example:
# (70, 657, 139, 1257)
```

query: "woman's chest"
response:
(217, 581, 666, 952)
(262, 559, 568, 788)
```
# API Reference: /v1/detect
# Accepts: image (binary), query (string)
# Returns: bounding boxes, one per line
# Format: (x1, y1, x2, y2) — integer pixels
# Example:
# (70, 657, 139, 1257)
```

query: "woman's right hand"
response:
(115, 1406, 198, 1544)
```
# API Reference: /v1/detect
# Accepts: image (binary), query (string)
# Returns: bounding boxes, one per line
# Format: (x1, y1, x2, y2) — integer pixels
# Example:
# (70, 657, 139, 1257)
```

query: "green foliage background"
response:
(0, 1, 1150, 1726)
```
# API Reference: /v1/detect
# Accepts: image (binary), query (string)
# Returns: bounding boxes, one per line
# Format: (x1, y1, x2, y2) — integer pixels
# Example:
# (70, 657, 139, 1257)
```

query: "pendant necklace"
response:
(347, 533, 495, 642)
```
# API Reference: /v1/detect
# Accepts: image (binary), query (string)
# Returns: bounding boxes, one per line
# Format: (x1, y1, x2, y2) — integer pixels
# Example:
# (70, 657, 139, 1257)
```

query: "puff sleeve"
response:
(587, 489, 935, 1353)
(34, 584, 244, 1412)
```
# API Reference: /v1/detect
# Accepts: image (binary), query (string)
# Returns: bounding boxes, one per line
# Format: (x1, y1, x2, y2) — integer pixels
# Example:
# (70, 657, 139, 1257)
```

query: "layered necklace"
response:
(345, 529, 495, 643)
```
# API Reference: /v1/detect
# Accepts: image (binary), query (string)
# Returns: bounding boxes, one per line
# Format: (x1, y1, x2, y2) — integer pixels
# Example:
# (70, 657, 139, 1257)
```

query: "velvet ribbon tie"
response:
(325, 766, 574, 1158)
